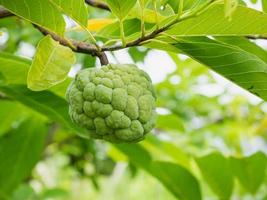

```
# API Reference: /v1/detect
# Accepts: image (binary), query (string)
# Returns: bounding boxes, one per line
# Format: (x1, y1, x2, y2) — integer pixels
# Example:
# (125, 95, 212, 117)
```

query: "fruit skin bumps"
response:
(66, 64, 157, 143)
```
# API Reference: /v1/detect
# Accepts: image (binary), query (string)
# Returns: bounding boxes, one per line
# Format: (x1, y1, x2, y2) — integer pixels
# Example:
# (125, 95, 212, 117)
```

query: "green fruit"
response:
(66, 64, 156, 143)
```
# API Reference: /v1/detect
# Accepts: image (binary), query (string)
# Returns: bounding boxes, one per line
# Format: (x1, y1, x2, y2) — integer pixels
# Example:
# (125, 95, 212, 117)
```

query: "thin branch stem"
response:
(35, 25, 98, 54)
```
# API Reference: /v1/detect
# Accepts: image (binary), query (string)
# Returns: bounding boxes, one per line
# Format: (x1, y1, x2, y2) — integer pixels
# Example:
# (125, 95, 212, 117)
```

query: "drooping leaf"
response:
(49, 0, 88, 26)
(106, 0, 137, 20)
(0, 85, 87, 137)
(0, 0, 65, 35)
(166, 5, 267, 36)
(215, 36, 267, 63)
(0, 117, 47, 198)
(173, 37, 267, 101)
(230, 152, 267, 194)
(27, 35, 76, 91)
(115, 144, 202, 200)
(196, 152, 233, 200)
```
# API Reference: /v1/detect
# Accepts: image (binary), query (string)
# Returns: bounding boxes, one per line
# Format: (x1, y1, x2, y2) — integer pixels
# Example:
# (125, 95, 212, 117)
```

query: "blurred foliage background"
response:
(1, 0, 267, 200)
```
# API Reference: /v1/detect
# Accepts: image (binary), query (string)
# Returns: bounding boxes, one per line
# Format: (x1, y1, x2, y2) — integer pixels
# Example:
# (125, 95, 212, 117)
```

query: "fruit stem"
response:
(97, 52, 109, 66)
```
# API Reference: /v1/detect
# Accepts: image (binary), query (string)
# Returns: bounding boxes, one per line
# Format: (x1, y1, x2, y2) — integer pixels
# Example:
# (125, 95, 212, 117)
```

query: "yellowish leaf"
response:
(87, 18, 115, 31)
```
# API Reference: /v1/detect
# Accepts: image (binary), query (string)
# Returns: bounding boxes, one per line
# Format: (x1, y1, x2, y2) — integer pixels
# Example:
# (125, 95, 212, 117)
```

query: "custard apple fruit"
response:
(66, 64, 156, 143)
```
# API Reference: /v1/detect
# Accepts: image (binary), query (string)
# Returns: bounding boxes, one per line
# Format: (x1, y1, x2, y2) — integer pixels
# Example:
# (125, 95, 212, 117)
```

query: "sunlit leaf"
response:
(49, 0, 88, 26)
(166, 5, 267, 36)
(0, 0, 65, 35)
(27, 35, 76, 91)
(106, 0, 137, 20)
(224, 0, 238, 19)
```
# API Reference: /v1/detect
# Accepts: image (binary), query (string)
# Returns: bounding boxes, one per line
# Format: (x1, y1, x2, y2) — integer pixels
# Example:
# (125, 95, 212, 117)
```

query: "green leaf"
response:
(115, 144, 202, 200)
(49, 0, 88, 26)
(196, 152, 233, 200)
(0, 0, 65, 35)
(230, 152, 267, 194)
(0, 85, 87, 137)
(0, 117, 47, 198)
(0, 101, 29, 137)
(98, 19, 142, 39)
(215, 36, 267, 63)
(156, 114, 185, 131)
(144, 39, 182, 53)
(0, 52, 30, 85)
(262, 0, 267, 13)
(173, 37, 267, 101)
(27, 35, 76, 91)
(106, 0, 137, 20)
(224, 0, 238, 19)
(150, 161, 202, 200)
(166, 5, 267, 36)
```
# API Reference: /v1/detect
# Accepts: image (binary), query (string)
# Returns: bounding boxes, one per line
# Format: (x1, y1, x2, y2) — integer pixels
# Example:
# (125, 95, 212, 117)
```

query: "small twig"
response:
(85, 0, 110, 11)
(35, 25, 99, 55)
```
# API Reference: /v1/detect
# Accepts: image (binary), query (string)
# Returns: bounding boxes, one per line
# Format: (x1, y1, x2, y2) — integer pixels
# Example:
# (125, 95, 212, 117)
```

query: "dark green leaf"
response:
(0, 85, 88, 137)
(0, 117, 47, 197)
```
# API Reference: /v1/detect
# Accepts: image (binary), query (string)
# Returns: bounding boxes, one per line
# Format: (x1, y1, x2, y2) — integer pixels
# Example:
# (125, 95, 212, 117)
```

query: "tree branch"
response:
(101, 0, 218, 52)
(85, 0, 110, 11)
(35, 25, 109, 63)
